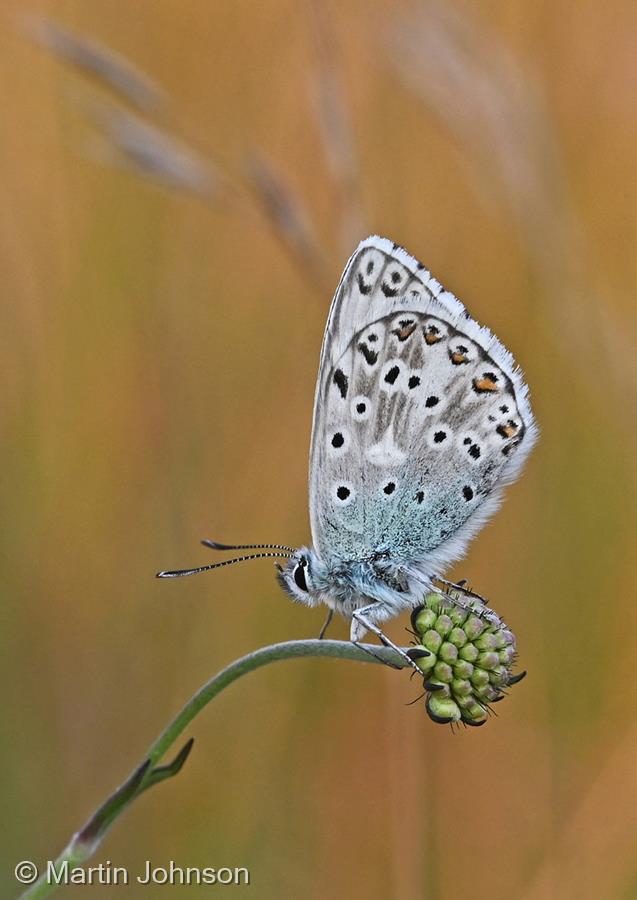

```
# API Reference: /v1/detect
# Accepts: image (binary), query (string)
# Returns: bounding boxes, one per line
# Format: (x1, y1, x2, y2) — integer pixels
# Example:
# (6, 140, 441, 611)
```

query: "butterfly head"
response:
(276, 548, 324, 608)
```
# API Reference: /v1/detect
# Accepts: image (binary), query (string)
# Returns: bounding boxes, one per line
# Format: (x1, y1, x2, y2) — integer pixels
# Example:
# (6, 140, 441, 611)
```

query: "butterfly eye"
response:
(293, 561, 309, 592)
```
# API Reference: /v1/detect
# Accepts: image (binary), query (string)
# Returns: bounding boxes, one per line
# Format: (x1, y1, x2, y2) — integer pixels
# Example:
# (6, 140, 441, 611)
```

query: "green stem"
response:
(18, 639, 408, 900)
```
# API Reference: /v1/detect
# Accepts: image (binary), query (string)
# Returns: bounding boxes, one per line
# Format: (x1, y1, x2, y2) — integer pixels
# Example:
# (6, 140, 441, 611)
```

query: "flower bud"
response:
(439, 642, 458, 664)
(410, 591, 525, 726)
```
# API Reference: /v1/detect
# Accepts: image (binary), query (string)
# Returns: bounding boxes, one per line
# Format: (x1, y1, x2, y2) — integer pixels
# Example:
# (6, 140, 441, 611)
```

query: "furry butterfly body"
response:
(277, 236, 538, 638)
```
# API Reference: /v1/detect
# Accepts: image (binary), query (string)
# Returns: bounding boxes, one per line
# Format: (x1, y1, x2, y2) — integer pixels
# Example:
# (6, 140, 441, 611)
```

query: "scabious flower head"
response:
(409, 592, 526, 726)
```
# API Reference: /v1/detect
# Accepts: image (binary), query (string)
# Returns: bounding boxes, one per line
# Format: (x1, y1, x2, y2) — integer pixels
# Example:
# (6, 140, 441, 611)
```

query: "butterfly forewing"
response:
(309, 237, 537, 567)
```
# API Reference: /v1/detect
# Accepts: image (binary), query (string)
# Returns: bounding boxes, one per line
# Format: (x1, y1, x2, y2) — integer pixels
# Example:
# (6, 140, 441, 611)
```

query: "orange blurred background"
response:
(3, 1, 637, 898)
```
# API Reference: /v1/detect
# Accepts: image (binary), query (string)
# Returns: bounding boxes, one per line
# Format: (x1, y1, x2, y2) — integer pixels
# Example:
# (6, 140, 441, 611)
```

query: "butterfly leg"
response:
(432, 577, 504, 629)
(433, 576, 487, 606)
(352, 640, 404, 670)
(318, 608, 334, 640)
(351, 608, 424, 675)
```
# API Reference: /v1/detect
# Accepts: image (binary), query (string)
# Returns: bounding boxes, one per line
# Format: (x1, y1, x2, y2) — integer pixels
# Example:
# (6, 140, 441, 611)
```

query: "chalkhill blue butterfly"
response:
(158, 236, 538, 661)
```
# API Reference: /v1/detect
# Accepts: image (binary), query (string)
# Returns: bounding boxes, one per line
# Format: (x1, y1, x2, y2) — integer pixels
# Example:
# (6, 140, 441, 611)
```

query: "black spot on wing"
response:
(333, 369, 348, 398)
(384, 365, 400, 385)
(356, 272, 372, 295)
(358, 343, 378, 365)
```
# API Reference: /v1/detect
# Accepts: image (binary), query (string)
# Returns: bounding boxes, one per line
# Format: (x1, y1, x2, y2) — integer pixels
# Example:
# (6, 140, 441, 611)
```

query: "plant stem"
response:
(18, 639, 408, 900)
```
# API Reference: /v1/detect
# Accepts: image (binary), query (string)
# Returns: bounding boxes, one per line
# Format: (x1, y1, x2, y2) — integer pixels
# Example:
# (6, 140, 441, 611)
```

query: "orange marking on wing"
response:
(424, 328, 443, 345)
(497, 422, 519, 439)
(393, 322, 417, 341)
(473, 374, 499, 392)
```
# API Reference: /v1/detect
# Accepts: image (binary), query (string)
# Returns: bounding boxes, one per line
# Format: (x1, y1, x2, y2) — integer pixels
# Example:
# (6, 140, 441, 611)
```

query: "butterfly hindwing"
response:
(309, 237, 537, 568)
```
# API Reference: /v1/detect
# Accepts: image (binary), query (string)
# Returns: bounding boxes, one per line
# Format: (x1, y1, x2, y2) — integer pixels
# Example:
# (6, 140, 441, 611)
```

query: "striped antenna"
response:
(201, 539, 296, 553)
(156, 551, 293, 579)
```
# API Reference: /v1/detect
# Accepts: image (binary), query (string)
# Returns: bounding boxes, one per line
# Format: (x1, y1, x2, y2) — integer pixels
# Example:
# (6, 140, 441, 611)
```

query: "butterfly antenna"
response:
(156, 551, 293, 579)
(201, 539, 297, 553)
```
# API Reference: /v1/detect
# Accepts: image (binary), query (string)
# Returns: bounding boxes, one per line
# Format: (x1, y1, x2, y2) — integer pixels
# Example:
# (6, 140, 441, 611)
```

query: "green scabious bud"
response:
(409, 592, 526, 727)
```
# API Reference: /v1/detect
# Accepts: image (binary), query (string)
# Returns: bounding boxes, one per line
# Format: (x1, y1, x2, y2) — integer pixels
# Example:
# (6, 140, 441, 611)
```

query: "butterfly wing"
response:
(308, 236, 538, 572)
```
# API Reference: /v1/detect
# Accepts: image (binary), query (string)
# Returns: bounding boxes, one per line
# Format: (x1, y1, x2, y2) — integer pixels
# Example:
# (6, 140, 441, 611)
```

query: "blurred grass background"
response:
(2, 1, 637, 897)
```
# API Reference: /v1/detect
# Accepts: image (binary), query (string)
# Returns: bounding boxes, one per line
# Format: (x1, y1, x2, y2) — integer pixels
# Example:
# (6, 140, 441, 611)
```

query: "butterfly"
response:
(158, 236, 538, 659)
